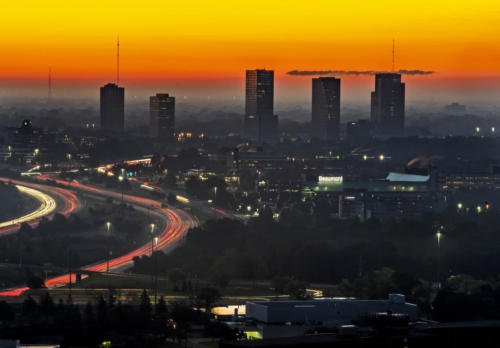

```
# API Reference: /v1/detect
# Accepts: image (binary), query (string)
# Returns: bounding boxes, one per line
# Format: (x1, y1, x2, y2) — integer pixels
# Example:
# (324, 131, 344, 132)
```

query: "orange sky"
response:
(1, 1, 500, 100)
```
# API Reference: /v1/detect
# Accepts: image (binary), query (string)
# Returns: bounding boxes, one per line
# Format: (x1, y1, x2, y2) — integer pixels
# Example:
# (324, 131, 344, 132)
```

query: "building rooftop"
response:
(386, 172, 430, 182)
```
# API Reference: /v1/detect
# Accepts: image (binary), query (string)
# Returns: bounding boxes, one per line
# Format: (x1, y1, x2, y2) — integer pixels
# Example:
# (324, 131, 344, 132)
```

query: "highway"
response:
(0, 185, 56, 229)
(128, 177, 235, 219)
(0, 177, 196, 297)
(0, 178, 80, 235)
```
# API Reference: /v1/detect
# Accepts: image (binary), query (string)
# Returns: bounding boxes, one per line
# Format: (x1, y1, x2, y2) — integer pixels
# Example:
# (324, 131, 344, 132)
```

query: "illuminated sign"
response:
(318, 176, 343, 183)
(344, 196, 356, 200)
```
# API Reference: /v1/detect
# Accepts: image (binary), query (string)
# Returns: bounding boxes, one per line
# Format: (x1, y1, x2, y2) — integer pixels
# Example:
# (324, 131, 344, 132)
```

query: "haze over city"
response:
(1, 0, 500, 104)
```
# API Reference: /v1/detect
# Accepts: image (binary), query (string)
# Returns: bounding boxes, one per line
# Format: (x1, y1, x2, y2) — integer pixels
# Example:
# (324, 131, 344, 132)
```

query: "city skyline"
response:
(1, 1, 500, 102)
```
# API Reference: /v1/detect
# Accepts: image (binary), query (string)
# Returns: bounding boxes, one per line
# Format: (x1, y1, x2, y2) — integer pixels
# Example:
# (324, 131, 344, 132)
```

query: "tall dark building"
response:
(244, 69, 278, 143)
(370, 73, 405, 136)
(312, 77, 341, 142)
(150, 93, 175, 138)
(100, 83, 125, 130)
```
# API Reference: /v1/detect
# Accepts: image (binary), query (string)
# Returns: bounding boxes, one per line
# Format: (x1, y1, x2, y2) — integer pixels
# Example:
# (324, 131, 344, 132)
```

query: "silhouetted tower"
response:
(100, 84, 125, 130)
(100, 37, 125, 130)
(150, 93, 175, 138)
(244, 69, 278, 143)
(370, 73, 405, 137)
(312, 77, 341, 142)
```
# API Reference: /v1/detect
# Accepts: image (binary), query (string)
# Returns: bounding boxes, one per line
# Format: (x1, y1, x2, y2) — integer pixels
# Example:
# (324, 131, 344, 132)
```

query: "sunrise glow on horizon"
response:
(1, 0, 500, 100)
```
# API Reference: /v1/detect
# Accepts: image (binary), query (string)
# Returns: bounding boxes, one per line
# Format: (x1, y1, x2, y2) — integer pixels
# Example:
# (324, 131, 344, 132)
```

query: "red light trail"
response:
(0, 176, 195, 297)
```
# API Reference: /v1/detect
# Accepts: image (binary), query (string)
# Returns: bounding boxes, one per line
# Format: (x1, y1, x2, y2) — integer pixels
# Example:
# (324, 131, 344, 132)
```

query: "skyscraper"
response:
(312, 77, 341, 142)
(100, 83, 125, 130)
(150, 93, 175, 138)
(244, 69, 278, 143)
(370, 73, 405, 137)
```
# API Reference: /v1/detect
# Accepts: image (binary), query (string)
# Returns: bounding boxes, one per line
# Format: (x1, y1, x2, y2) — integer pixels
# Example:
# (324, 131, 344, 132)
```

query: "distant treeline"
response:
(132, 208, 500, 290)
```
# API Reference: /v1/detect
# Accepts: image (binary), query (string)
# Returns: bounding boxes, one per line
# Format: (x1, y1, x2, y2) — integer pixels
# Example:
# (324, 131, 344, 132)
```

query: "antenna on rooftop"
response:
(392, 39, 395, 72)
(48, 67, 52, 105)
(116, 35, 120, 85)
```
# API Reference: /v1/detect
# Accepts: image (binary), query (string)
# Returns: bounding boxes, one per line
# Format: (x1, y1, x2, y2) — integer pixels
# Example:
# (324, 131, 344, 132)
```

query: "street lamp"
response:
(379, 154, 385, 161)
(150, 223, 156, 302)
(152, 232, 159, 306)
(436, 229, 443, 286)
(106, 222, 111, 272)
(118, 175, 124, 203)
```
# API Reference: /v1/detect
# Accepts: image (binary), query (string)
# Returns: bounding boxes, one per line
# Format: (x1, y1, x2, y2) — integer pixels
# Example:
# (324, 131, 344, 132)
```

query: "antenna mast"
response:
(116, 35, 120, 85)
(48, 67, 52, 104)
(392, 39, 395, 72)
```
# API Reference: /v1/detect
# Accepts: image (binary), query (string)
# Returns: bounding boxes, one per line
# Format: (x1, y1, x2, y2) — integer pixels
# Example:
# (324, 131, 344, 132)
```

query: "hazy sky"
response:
(1, 1, 500, 103)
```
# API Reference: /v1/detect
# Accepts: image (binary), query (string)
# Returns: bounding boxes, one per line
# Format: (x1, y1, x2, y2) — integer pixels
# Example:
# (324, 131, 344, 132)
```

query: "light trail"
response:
(0, 177, 196, 296)
(0, 178, 80, 235)
(0, 185, 57, 230)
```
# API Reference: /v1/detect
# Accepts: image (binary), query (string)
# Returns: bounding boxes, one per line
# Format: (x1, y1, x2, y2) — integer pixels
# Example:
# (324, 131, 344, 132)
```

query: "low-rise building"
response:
(241, 294, 417, 339)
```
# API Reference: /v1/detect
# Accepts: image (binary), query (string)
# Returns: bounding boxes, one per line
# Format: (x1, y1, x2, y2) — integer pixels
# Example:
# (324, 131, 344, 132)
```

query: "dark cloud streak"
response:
(287, 69, 435, 76)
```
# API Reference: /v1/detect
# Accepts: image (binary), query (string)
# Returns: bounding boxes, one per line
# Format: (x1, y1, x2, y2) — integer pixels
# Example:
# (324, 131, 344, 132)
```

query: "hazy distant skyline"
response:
(1, 1, 500, 102)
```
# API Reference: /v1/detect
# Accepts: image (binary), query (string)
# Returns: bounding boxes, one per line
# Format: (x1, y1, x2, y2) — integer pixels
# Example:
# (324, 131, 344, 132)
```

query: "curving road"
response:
(0, 178, 80, 235)
(0, 185, 56, 229)
(0, 177, 196, 297)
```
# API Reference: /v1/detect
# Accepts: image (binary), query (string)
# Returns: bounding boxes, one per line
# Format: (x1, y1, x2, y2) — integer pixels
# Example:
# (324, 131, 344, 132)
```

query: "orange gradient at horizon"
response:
(1, 0, 500, 87)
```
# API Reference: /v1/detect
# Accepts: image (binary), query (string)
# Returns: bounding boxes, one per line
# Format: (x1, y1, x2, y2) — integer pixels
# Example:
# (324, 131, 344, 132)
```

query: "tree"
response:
(285, 277, 309, 300)
(155, 296, 168, 315)
(194, 286, 221, 313)
(40, 292, 55, 315)
(258, 206, 274, 225)
(26, 269, 45, 289)
(139, 289, 152, 320)
(84, 301, 95, 327)
(96, 295, 107, 325)
(22, 295, 38, 316)
(0, 301, 14, 321)
(168, 268, 187, 290)
(272, 276, 289, 294)
(167, 192, 177, 205)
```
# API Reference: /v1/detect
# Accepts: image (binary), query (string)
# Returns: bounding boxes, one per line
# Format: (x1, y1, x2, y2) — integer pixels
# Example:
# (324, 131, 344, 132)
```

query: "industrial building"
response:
(241, 294, 417, 339)
(305, 171, 446, 220)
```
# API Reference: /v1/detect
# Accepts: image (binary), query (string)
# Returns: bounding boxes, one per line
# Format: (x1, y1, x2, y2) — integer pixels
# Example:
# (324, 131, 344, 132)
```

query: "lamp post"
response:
(154, 236, 159, 306)
(106, 222, 111, 272)
(118, 175, 124, 204)
(150, 223, 156, 300)
(436, 229, 443, 286)
(213, 186, 218, 217)
(150, 223, 156, 256)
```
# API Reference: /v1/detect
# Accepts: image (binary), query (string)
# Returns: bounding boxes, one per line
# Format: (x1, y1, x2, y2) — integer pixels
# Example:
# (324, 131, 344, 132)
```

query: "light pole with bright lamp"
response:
(106, 222, 111, 272)
(118, 175, 124, 204)
(153, 236, 159, 306)
(150, 224, 156, 301)
(436, 228, 443, 286)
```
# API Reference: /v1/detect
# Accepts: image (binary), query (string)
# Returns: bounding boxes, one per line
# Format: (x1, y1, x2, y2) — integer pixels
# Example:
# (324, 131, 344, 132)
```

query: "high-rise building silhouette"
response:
(312, 77, 341, 142)
(370, 73, 405, 136)
(244, 69, 278, 143)
(150, 93, 175, 138)
(100, 83, 124, 130)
